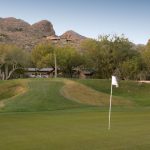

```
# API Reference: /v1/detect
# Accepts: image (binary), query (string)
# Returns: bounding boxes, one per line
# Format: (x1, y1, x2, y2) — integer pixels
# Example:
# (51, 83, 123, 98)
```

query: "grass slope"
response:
(0, 79, 27, 108)
(1, 78, 150, 112)
(0, 79, 26, 101)
(0, 78, 137, 113)
(78, 79, 150, 106)
(61, 79, 132, 106)
(0, 79, 84, 112)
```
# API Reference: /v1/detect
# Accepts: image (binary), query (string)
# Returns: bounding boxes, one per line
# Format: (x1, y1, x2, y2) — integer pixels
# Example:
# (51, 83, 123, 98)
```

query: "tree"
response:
(32, 43, 55, 69)
(138, 41, 150, 79)
(57, 45, 84, 77)
(120, 56, 142, 80)
(0, 44, 29, 80)
(0, 45, 7, 79)
(32, 43, 84, 78)
(141, 41, 150, 72)
(81, 35, 140, 79)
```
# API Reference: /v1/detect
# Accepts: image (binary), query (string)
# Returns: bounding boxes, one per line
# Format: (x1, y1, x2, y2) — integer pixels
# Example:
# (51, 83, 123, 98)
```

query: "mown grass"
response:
(1, 78, 150, 113)
(0, 78, 140, 113)
(0, 78, 150, 150)
(0, 110, 150, 150)
(0, 78, 85, 112)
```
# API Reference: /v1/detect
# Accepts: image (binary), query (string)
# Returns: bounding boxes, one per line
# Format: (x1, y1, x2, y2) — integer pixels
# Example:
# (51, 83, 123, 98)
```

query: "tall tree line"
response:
(1, 35, 150, 80)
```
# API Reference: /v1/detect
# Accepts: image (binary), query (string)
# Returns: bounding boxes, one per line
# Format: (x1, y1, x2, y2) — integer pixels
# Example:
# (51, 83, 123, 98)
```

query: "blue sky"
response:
(0, 0, 150, 44)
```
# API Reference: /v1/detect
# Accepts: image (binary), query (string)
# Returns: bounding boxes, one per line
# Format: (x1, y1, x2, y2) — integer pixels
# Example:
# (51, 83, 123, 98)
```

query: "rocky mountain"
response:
(60, 30, 86, 42)
(31, 20, 55, 38)
(0, 17, 87, 51)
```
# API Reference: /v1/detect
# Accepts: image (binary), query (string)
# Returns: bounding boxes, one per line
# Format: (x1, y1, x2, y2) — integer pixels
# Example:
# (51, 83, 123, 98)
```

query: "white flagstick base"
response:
(108, 83, 113, 130)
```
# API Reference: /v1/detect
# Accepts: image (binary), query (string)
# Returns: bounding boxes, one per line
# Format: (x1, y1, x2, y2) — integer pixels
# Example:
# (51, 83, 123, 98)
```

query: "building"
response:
(25, 68, 54, 78)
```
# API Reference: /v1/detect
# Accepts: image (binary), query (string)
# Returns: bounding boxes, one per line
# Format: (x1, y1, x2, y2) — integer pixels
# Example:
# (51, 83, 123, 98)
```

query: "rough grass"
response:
(0, 80, 27, 108)
(61, 79, 133, 106)
(0, 80, 26, 101)
(78, 79, 150, 107)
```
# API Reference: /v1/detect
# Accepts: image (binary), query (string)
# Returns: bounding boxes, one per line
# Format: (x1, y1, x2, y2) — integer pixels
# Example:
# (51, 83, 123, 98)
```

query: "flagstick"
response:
(54, 52, 57, 78)
(108, 82, 113, 130)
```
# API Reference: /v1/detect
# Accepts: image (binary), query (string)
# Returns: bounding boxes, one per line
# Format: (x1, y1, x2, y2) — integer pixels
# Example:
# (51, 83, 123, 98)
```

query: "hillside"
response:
(0, 17, 87, 51)
(0, 17, 55, 50)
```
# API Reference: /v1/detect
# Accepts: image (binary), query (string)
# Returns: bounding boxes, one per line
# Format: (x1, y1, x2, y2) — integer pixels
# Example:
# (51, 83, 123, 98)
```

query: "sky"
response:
(0, 0, 150, 44)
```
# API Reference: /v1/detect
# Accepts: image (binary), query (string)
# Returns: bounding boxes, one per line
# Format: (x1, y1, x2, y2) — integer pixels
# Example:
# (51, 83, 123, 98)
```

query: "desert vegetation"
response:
(0, 34, 150, 80)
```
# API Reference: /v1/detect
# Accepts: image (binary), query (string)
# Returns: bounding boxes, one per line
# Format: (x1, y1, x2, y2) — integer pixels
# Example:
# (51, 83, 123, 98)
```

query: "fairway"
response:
(0, 78, 150, 150)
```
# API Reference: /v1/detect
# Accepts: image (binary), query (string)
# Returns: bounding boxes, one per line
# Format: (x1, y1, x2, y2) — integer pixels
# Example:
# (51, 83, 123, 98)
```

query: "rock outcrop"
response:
(60, 30, 86, 43)
(32, 20, 55, 38)
(0, 17, 55, 50)
(0, 17, 87, 51)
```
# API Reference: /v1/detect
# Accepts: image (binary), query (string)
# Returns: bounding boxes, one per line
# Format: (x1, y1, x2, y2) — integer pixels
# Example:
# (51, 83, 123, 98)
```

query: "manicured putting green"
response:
(0, 110, 150, 150)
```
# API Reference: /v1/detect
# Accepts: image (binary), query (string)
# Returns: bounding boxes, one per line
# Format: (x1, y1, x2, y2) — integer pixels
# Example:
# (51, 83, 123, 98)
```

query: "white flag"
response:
(112, 76, 119, 88)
